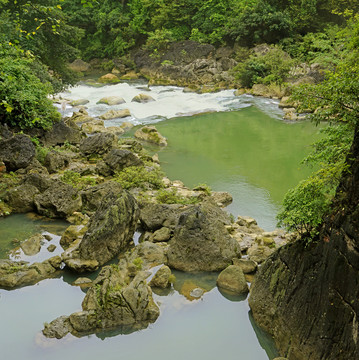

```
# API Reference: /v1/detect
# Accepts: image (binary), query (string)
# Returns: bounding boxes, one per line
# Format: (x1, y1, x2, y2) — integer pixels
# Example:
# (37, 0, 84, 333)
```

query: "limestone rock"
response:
(217, 265, 249, 295)
(210, 191, 233, 207)
(81, 120, 105, 134)
(131, 241, 167, 268)
(41, 119, 85, 146)
(247, 243, 275, 264)
(151, 227, 171, 242)
(134, 126, 167, 146)
(80, 181, 123, 213)
(102, 149, 142, 175)
(43, 315, 72, 339)
(98, 73, 120, 83)
(167, 200, 240, 272)
(60, 224, 87, 249)
(69, 59, 90, 72)
(68, 190, 139, 269)
(44, 150, 70, 173)
(233, 258, 258, 274)
(43, 265, 160, 338)
(70, 99, 89, 107)
(79, 132, 117, 156)
(5, 184, 39, 213)
(68, 109, 94, 124)
(131, 93, 155, 103)
(99, 109, 131, 120)
(0, 134, 35, 171)
(21, 233, 43, 256)
(34, 180, 82, 218)
(149, 265, 172, 288)
(97, 96, 126, 105)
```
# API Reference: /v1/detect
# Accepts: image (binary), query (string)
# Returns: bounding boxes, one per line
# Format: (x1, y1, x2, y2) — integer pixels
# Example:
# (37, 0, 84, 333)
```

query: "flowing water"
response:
(0, 81, 321, 359)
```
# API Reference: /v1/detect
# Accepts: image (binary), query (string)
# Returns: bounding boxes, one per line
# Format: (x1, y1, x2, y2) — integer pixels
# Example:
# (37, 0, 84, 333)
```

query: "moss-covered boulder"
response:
(134, 126, 167, 146)
(216, 265, 249, 295)
(43, 264, 160, 338)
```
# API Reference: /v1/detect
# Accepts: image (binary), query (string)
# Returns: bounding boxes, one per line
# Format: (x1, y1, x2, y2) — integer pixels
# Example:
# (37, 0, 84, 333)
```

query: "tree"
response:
(277, 15, 359, 239)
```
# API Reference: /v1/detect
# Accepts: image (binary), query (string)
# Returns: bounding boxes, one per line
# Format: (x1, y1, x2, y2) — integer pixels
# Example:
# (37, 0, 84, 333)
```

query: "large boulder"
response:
(65, 190, 139, 269)
(167, 200, 240, 272)
(79, 132, 117, 156)
(43, 265, 160, 338)
(41, 120, 85, 146)
(134, 126, 167, 146)
(34, 180, 82, 218)
(0, 134, 35, 171)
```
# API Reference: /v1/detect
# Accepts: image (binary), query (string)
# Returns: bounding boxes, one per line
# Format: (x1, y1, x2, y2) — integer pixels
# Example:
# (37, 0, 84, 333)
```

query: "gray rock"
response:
(73, 277, 92, 286)
(210, 191, 233, 207)
(23, 173, 52, 193)
(43, 315, 72, 339)
(80, 181, 123, 213)
(60, 224, 87, 249)
(247, 243, 275, 264)
(34, 180, 82, 218)
(167, 200, 240, 272)
(44, 150, 70, 173)
(217, 265, 249, 295)
(70, 99, 89, 106)
(131, 241, 167, 267)
(42, 120, 85, 146)
(0, 134, 35, 171)
(103, 149, 143, 174)
(70, 190, 139, 268)
(5, 184, 39, 213)
(79, 132, 118, 156)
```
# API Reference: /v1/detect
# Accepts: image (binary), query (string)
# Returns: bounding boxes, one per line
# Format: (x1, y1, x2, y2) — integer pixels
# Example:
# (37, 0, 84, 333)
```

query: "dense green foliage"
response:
(277, 16, 359, 239)
(0, 46, 60, 129)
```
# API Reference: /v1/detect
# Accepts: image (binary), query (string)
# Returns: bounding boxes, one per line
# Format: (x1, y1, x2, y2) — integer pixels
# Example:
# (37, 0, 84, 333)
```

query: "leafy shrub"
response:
(143, 29, 176, 53)
(0, 47, 60, 129)
(234, 46, 294, 88)
(155, 188, 199, 205)
(114, 166, 164, 190)
(60, 170, 97, 190)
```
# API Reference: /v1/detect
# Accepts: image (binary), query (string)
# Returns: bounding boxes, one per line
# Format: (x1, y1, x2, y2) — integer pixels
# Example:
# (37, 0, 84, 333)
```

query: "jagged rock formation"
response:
(249, 128, 359, 360)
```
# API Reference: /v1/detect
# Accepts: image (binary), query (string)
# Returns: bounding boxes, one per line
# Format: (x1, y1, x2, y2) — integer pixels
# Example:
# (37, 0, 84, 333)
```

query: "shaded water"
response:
(0, 82, 321, 359)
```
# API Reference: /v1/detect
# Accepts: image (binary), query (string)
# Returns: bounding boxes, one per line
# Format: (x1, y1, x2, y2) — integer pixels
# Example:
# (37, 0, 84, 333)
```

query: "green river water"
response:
(0, 91, 321, 360)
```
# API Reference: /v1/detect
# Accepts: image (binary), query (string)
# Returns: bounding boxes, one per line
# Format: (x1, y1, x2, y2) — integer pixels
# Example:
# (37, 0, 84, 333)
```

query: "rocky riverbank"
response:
(0, 108, 292, 338)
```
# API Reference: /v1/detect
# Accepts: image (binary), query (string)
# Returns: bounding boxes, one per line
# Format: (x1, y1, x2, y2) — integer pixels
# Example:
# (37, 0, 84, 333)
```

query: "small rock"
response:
(232, 258, 258, 274)
(217, 265, 249, 295)
(190, 288, 204, 298)
(73, 277, 92, 286)
(99, 109, 131, 120)
(134, 126, 167, 146)
(151, 227, 171, 242)
(149, 265, 172, 288)
(97, 96, 125, 105)
(47, 244, 56, 253)
(98, 73, 120, 83)
(131, 93, 155, 103)
(70, 99, 89, 107)
(21, 234, 43, 256)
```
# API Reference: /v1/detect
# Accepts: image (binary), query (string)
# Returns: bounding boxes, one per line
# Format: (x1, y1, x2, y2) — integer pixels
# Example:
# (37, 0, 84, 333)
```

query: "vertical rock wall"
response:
(249, 127, 359, 360)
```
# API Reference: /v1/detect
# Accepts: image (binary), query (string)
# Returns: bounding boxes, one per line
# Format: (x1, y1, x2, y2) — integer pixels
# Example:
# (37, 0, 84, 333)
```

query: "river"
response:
(0, 80, 320, 359)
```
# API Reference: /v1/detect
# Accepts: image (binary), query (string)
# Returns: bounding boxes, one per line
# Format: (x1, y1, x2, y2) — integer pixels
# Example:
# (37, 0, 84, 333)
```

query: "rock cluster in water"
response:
(0, 114, 291, 338)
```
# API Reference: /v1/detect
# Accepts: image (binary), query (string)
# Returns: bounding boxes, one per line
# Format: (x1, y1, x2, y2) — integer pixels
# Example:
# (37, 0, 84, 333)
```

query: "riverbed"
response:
(0, 81, 320, 359)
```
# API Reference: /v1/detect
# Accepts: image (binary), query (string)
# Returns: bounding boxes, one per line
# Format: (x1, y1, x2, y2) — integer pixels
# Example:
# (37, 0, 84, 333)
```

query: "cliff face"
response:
(249, 127, 359, 360)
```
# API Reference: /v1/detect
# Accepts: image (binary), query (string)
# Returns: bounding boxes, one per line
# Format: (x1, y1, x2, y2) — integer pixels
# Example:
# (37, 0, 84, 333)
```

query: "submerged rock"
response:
(0, 256, 62, 288)
(21, 233, 43, 256)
